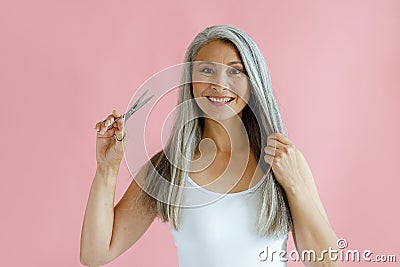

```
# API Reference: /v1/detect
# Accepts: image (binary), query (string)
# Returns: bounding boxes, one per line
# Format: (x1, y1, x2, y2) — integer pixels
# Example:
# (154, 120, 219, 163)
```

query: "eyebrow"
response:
(197, 60, 243, 66)
(227, 61, 243, 65)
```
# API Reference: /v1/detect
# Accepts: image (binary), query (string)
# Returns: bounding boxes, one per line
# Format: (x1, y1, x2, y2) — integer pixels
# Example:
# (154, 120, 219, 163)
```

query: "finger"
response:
(264, 146, 276, 156)
(111, 110, 124, 131)
(114, 118, 124, 131)
(264, 154, 274, 166)
(114, 129, 126, 142)
(95, 121, 101, 132)
(267, 135, 289, 149)
(103, 114, 117, 128)
(112, 109, 122, 117)
(113, 121, 124, 140)
(97, 121, 109, 135)
(99, 120, 107, 134)
(269, 140, 287, 153)
(99, 118, 113, 135)
(101, 111, 121, 133)
(266, 137, 282, 149)
(106, 109, 125, 130)
(268, 132, 292, 146)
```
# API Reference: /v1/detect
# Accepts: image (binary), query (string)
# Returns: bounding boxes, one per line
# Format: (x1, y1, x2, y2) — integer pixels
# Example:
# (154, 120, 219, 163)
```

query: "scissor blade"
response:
(135, 89, 150, 106)
(124, 94, 154, 121)
(134, 95, 154, 111)
(123, 89, 150, 119)
(127, 89, 150, 112)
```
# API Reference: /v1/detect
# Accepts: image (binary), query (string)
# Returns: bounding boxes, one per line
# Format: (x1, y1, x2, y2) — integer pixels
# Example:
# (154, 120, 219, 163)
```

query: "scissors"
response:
(96, 89, 154, 131)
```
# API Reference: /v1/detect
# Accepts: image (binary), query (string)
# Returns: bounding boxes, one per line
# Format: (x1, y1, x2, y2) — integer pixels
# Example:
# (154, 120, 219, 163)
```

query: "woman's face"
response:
(191, 40, 250, 121)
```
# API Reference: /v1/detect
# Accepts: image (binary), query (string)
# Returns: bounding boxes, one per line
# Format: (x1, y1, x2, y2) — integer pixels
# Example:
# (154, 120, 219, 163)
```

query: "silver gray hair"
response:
(139, 25, 293, 238)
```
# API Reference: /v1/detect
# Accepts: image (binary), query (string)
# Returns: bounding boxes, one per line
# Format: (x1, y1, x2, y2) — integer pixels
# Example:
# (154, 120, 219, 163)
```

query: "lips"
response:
(206, 96, 234, 103)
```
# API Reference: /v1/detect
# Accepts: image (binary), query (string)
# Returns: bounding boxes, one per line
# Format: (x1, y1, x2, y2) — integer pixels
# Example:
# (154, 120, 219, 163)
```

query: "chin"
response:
(202, 109, 244, 122)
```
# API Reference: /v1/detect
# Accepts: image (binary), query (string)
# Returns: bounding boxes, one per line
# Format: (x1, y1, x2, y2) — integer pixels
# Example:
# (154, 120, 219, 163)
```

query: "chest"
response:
(188, 148, 264, 194)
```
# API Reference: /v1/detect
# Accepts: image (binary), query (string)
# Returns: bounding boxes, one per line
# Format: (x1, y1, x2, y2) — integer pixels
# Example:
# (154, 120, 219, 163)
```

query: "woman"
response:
(80, 25, 338, 267)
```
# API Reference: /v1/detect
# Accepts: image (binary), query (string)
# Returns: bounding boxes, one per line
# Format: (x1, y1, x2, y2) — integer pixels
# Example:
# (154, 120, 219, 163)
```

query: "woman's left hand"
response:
(263, 132, 314, 194)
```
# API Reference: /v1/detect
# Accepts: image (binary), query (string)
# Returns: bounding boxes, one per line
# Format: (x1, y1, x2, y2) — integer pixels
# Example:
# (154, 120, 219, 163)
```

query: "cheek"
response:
(191, 83, 208, 111)
(192, 83, 207, 98)
(235, 84, 251, 104)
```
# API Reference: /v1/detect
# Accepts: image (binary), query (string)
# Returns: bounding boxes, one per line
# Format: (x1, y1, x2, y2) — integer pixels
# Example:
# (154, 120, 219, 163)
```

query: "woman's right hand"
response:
(94, 109, 128, 168)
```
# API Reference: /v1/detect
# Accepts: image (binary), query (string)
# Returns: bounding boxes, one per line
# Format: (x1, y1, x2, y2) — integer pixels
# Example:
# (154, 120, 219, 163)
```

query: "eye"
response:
(230, 68, 243, 75)
(200, 67, 214, 74)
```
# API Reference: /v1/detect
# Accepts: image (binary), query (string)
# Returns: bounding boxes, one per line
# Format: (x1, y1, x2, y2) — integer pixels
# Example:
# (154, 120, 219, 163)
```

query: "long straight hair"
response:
(138, 25, 293, 238)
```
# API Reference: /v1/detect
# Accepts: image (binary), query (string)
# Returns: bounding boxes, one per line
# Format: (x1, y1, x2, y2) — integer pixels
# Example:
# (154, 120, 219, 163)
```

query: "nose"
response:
(210, 70, 229, 91)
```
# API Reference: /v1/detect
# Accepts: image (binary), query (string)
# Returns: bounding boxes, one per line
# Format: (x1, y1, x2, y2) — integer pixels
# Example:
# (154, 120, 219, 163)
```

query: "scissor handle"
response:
(99, 89, 154, 131)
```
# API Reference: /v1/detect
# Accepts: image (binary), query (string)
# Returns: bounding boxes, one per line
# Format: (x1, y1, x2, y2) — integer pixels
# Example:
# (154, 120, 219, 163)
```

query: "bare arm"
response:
(80, 163, 156, 266)
(109, 163, 157, 261)
(264, 132, 338, 267)
(80, 109, 157, 266)
(287, 179, 338, 267)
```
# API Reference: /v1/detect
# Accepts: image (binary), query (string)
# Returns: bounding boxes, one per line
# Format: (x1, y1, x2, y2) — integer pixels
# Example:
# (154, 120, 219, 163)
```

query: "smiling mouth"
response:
(206, 96, 235, 103)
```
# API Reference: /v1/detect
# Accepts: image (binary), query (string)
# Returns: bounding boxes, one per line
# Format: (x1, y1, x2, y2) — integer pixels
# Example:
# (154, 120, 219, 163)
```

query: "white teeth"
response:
(207, 97, 233, 103)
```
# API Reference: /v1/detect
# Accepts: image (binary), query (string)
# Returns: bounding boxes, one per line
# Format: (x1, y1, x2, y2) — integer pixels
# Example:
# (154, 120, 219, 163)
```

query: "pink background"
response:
(1, 0, 399, 266)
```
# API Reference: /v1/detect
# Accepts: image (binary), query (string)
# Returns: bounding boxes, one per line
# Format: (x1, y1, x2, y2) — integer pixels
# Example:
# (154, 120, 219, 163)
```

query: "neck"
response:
(201, 115, 249, 153)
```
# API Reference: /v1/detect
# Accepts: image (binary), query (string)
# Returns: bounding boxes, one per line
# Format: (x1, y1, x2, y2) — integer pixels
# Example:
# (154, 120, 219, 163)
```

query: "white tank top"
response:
(170, 174, 288, 267)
